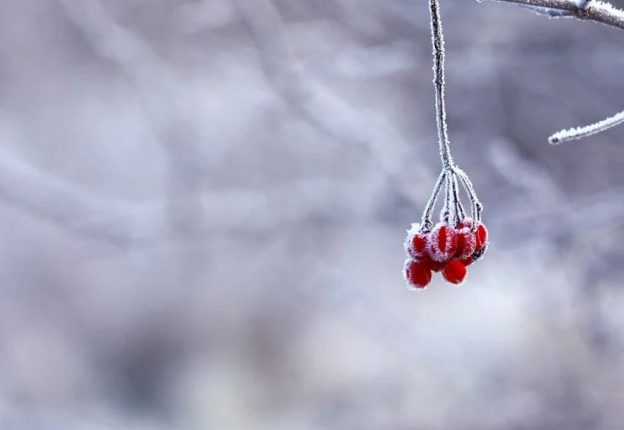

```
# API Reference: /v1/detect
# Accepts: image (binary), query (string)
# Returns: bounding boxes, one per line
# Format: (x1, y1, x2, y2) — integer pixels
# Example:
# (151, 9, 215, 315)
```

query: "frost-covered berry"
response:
(404, 259, 432, 289)
(458, 217, 473, 229)
(442, 259, 467, 285)
(427, 223, 458, 262)
(475, 222, 488, 251)
(455, 226, 476, 260)
(404, 224, 429, 260)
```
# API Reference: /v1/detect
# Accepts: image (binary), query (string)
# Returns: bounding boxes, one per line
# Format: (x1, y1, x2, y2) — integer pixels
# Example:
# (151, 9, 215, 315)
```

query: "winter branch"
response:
(483, 0, 624, 143)
(549, 109, 624, 144)
(484, 0, 624, 29)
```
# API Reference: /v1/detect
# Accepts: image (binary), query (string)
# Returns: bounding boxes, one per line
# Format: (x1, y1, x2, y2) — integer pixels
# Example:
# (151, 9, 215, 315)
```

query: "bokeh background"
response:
(1, 0, 624, 429)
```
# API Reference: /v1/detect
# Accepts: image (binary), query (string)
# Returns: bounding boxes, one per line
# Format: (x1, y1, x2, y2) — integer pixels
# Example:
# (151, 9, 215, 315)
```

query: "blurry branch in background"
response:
(487, 139, 564, 205)
(0, 149, 163, 246)
(483, 0, 624, 144)
(486, 139, 624, 239)
(0, 145, 367, 245)
(231, 0, 387, 146)
(57, 0, 176, 123)
(58, 0, 207, 240)
(231, 0, 431, 203)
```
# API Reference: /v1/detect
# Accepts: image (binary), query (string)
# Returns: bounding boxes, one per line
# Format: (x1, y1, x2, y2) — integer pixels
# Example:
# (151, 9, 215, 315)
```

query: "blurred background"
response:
(1, 0, 624, 429)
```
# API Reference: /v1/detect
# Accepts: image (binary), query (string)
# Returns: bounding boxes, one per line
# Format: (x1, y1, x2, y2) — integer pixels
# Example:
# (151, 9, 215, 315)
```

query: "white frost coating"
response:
(405, 223, 430, 260)
(457, 227, 477, 259)
(549, 109, 624, 144)
(427, 223, 457, 262)
(482, 0, 624, 142)
(403, 258, 412, 284)
(483, 0, 624, 29)
(404, 223, 422, 258)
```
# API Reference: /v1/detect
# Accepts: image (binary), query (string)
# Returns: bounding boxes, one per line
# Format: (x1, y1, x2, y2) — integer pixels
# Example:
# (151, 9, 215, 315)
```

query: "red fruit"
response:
(428, 223, 458, 262)
(404, 260, 432, 289)
(422, 257, 446, 273)
(455, 227, 476, 259)
(404, 224, 429, 260)
(442, 259, 467, 285)
(460, 256, 474, 267)
(458, 217, 473, 229)
(475, 223, 488, 251)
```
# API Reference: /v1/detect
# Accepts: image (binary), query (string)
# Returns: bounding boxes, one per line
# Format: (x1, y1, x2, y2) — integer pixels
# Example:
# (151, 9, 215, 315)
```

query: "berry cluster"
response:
(404, 218, 488, 289)
(403, 0, 487, 290)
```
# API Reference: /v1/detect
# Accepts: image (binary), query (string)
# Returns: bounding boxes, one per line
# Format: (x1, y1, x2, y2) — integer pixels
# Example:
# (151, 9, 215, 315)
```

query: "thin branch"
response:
(483, 0, 624, 30)
(549, 109, 624, 144)
(483, 0, 624, 142)
(429, 0, 455, 169)
(517, 5, 575, 17)
(420, 171, 447, 231)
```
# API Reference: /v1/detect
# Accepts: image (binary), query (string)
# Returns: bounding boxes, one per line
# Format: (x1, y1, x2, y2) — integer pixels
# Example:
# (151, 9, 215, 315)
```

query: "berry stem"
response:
(455, 167, 483, 227)
(442, 173, 453, 223)
(429, 0, 454, 171)
(420, 0, 484, 231)
(420, 170, 447, 231)
(451, 174, 465, 223)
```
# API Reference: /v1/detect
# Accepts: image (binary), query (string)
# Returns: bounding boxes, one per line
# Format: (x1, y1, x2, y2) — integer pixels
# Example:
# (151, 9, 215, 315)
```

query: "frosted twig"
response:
(429, 0, 455, 170)
(451, 175, 466, 222)
(420, 171, 447, 231)
(482, 0, 624, 142)
(419, 0, 484, 228)
(549, 109, 624, 144)
(442, 173, 453, 223)
(483, 0, 624, 30)
(454, 167, 483, 225)
(517, 5, 575, 16)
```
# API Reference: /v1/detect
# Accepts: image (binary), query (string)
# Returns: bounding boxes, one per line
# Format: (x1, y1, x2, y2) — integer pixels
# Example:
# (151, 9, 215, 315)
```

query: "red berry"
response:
(404, 260, 432, 289)
(475, 223, 488, 251)
(455, 227, 476, 259)
(460, 256, 474, 267)
(422, 257, 446, 273)
(442, 259, 467, 285)
(404, 224, 429, 260)
(458, 217, 473, 229)
(428, 223, 458, 262)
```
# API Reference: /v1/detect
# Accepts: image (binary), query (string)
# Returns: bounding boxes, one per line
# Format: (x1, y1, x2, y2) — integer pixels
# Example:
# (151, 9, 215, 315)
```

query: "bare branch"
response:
(429, 0, 455, 170)
(483, 0, 624, 30)
(549, 109, 624, 144)
(483, 0, 624, 142)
